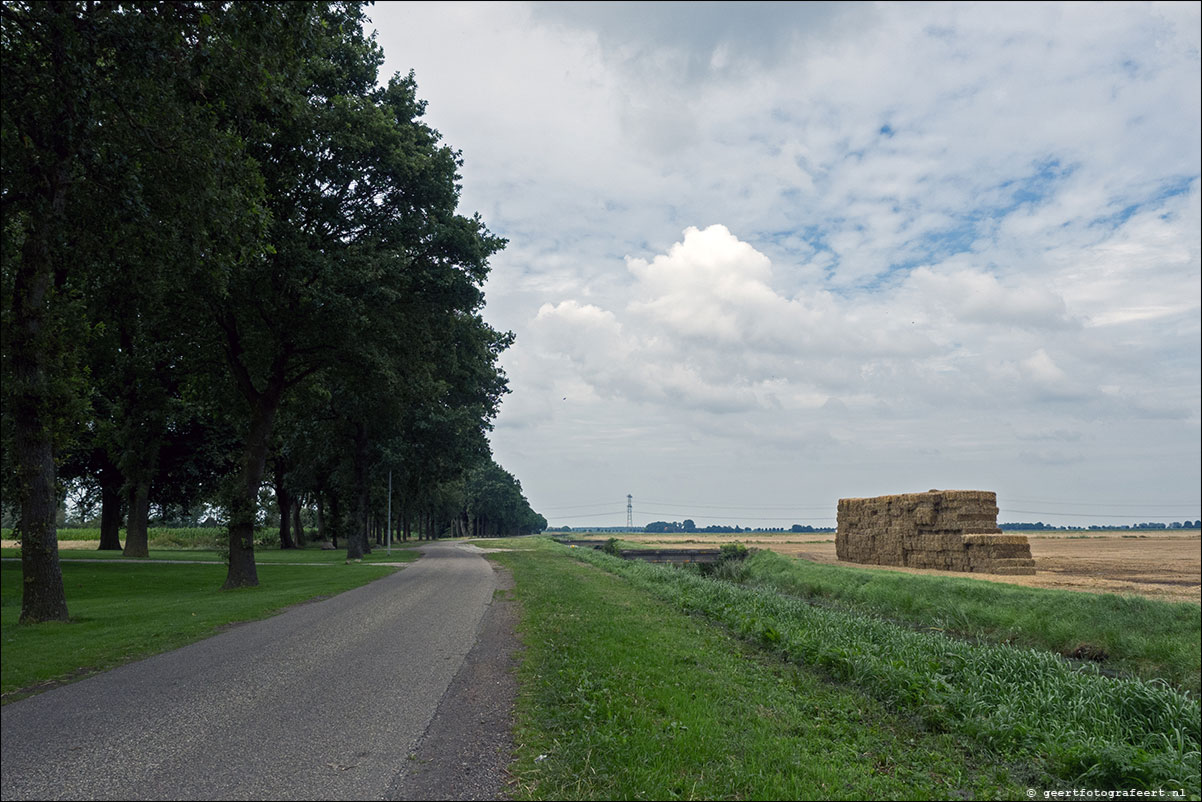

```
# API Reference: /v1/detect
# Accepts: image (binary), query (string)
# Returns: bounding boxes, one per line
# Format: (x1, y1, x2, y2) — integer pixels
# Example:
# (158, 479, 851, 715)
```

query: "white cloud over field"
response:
(370, 1, 1201, 527)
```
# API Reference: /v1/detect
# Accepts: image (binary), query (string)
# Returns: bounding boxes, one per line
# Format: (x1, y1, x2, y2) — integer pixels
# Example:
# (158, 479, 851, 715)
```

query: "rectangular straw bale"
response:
(837, 489, 1032, 574)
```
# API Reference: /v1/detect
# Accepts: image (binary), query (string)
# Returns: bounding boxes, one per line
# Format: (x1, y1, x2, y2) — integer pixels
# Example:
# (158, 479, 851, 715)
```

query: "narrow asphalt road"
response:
(1, 541, 504, 801)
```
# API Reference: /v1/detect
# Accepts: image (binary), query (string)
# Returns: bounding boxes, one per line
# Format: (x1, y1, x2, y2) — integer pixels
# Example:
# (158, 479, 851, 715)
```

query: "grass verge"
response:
(737, 548, 1201, 695)
(487, 539, 1032, 800)
(561, 544, 1199, 794)
(1, 559, 400, 702)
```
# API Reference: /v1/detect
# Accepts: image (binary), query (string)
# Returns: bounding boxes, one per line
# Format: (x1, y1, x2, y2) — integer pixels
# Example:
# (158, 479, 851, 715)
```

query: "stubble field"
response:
(614, 529, 1201, 603)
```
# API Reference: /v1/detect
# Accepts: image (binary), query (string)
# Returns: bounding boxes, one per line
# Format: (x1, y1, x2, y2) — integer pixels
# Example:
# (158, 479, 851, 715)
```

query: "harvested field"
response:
(608, 530, 1202, 603)
(2, 540, 103, 550)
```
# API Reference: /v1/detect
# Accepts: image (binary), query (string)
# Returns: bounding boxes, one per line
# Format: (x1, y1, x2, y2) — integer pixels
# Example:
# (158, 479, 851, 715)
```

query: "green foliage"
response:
(3, 1, 528, 596)
(601, 537, 622, 556)
(719, 542, 749, 561)
(462, 459, 545, 537)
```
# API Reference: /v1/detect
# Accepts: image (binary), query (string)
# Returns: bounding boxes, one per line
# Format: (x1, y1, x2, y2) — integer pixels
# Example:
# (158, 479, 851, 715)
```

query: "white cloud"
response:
(371, 2, 1201, 526)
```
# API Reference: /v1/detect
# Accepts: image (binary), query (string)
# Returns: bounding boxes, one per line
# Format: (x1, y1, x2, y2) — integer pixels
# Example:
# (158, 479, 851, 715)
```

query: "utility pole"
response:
(387, 470, 392, 555)
(627, 494, 633, 530)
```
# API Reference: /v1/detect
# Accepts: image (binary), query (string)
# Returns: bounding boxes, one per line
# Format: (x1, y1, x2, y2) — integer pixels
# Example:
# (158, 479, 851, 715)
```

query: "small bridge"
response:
(619, 548, 721, 565)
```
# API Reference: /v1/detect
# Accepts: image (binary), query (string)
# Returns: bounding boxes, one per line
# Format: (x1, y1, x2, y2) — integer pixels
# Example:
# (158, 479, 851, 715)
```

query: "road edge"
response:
(387, 561, 520, 801)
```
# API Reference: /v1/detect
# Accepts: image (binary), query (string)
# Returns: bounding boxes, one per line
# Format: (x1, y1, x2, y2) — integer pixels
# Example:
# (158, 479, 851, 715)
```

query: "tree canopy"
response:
(1, 1, 543, 619)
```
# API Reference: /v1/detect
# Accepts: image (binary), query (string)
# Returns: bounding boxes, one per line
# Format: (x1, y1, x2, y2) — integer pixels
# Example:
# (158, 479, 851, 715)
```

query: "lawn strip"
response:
(1, 560, 397, 701)
(490, 540, 1028, 801)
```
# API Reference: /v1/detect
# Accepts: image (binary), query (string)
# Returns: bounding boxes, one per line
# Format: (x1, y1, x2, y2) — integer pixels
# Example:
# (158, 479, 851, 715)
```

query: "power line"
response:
(1003, 498, 1200, 509)
(637, 498, 834, 511)
(538, 501, 625, 511)
(1000, 509, 1199, 520)
(548, 510, 626, 519)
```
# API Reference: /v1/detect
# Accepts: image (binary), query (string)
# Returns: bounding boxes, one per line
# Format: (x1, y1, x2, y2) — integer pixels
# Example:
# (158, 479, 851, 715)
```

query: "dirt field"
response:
(2, 540, 110, 550)
(612, 530, 1202, 604)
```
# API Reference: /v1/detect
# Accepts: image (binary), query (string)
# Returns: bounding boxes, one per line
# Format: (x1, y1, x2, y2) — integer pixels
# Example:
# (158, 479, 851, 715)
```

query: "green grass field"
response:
(736, 548, 1201, 695)
(1, 557, 408, 702)
(482, 538, 1200, 798)
(486, 539, 1030, 800)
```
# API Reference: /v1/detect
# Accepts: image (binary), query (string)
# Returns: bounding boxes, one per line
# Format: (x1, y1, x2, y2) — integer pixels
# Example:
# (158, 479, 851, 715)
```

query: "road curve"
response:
(1, 541, 500, 801)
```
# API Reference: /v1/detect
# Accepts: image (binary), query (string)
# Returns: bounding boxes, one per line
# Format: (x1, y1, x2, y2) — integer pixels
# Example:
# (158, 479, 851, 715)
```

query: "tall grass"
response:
(491, 541, 1029, 800)
(739, 548, 1202, 695)
(565, 545, 1201, 793)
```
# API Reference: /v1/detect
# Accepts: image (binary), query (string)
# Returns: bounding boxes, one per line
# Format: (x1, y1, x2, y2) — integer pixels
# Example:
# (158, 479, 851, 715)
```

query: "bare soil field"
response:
(611, 530, 1202, 604)
(1, 540, 102, 550)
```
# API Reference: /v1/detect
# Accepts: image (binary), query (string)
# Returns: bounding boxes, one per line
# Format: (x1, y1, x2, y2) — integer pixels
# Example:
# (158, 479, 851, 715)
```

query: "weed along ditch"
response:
(528, 536, 1201, 797)
(553, 537, 748, 567)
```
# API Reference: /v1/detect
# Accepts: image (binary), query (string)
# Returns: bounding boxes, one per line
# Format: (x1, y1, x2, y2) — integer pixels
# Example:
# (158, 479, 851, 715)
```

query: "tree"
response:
(4, 2, 519, 602)
(194, 4, 509, 586)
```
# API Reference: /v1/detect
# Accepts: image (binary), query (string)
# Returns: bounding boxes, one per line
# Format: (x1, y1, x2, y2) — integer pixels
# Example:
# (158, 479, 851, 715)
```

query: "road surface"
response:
(1, 541, 508, 800)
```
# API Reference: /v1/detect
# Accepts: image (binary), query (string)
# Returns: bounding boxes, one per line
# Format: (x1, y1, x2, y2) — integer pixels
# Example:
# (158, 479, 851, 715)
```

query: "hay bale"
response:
(837, 490, 1032, 574)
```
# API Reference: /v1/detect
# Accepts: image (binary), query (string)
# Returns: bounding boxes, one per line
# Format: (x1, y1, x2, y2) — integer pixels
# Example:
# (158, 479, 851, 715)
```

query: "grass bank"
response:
(486, 539, 1031, 800)
(558, 543, 1199, 793)
(737, 548, 1202, 695)
(1, 558, 401, 702)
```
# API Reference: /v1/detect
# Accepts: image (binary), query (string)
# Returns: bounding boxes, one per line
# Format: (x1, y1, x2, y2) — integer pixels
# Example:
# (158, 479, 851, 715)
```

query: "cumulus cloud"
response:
(370, 2, 1201, 524)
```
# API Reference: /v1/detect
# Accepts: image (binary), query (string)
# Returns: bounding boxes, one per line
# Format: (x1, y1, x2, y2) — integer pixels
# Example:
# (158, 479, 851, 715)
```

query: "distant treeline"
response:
(1001, 521, 1200, 531)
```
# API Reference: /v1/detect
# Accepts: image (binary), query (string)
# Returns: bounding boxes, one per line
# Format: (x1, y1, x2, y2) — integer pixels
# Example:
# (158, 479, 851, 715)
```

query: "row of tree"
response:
(1, 1, 543, 623)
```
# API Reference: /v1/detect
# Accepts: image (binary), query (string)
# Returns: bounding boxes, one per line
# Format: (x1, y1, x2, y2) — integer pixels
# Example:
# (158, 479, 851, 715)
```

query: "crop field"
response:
(602, 529, 1202, 603)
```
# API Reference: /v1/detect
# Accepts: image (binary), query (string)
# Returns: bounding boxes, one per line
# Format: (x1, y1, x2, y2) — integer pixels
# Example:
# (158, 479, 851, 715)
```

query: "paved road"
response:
(1, 541, 502, 801)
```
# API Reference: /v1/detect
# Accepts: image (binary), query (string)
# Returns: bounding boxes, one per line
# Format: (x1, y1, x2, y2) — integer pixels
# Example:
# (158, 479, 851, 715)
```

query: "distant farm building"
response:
(836, 490, 1035, 575)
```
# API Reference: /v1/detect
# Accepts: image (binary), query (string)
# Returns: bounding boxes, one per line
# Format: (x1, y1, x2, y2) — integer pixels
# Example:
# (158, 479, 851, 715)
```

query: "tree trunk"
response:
(123, 479, 151, 558)
(15, 430, 68, 623)
(316, 492, 326, 545)
(328, 492, 340, 550)
(293, 494, 305, 548)
(402, 504, 410, 542)
(97, 464, 124, 550)
(275, 469, 294, 549)
(346, 424, 368, 561)
(223, 388, 282, 589)
(10, 213, 67, 620)
(9, 7, 77, 624)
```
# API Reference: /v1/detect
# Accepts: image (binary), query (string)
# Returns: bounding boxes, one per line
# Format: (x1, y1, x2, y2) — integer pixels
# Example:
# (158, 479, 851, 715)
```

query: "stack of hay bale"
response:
(836, 490, 1035, 575)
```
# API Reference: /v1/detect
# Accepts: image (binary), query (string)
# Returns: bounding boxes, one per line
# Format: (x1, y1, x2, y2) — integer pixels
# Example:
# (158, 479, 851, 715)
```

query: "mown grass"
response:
(559, 543, 1199, 794)
(735, 548, 1201, 695)
(0, 546, 421, 564)
(487, 539, 1032, 800)
(0, 558, 400, 702)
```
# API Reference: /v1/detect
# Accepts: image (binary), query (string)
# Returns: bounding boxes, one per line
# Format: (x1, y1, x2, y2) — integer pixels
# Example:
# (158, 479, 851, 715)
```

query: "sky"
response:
(368, 1, 1201, 529)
